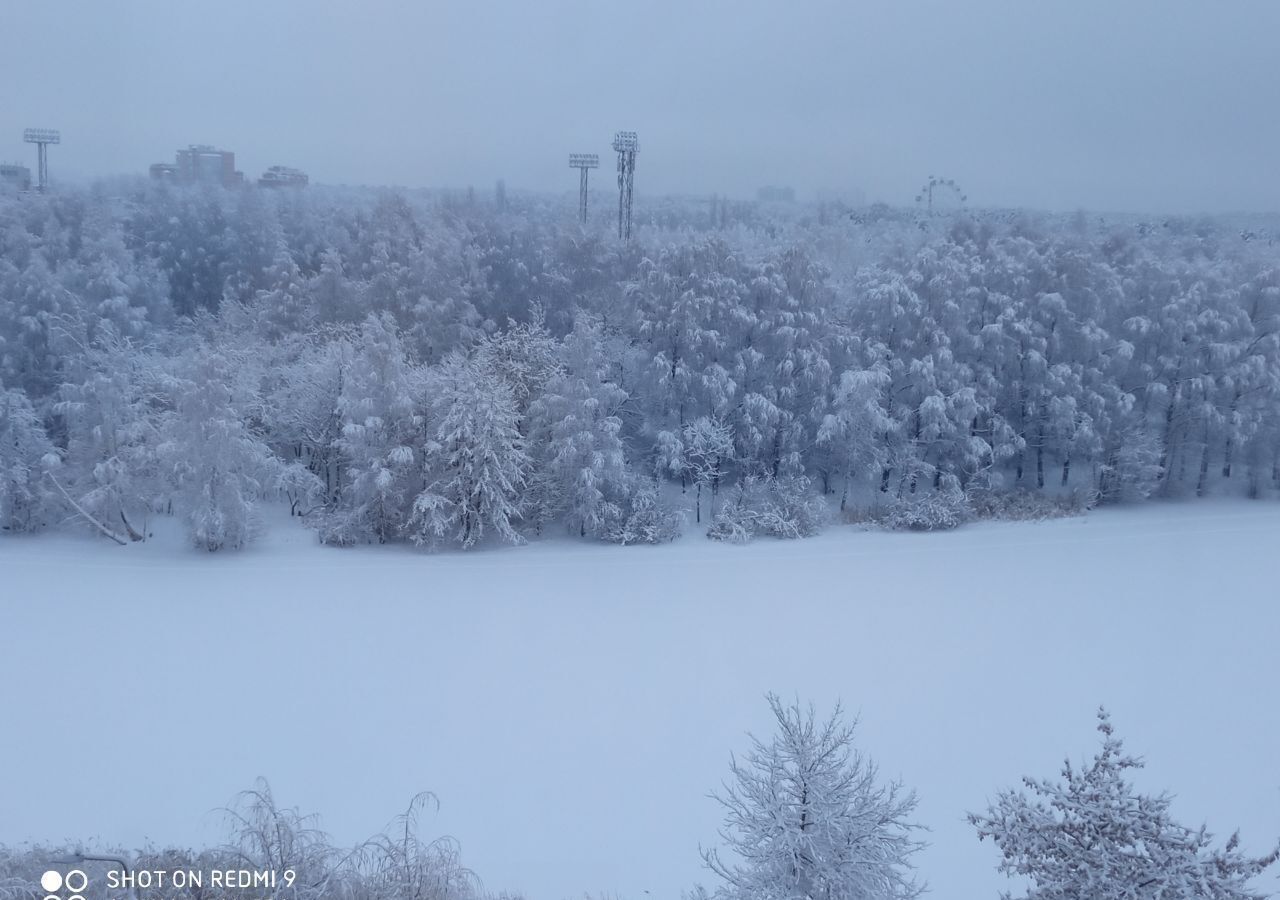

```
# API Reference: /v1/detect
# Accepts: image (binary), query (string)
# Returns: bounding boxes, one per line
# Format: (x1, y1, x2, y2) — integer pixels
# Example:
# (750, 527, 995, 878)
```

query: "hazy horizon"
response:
(3, 2, 1279, 211)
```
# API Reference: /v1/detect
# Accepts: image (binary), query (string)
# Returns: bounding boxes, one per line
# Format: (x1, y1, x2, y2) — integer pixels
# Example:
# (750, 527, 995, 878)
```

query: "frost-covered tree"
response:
(361, 793, 478, 900)
(0, 253, 70, 398)
(325, 314, 424, 544)
(816, 367, 892, 509)
(221, 779, 336, 900)
(969, 708, 1280, 900)
(411, 353, 528, 548)
(309, 248, 362, 325)
(702, 694, 924, 900)
(527, 319, 629, 537)
(0, 384, 58, 533)
(156, 349, 295, 551)
(474, 309, 563, 427)
(265, 335, 352, 509)
(54, 327, 162, 541)
(678, 416, 735, 524)
(256, 240, 314, 340)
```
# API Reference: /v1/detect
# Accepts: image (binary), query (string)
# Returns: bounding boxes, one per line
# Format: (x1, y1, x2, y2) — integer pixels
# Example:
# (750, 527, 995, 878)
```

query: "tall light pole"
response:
(612, 131, 638, 240)
(23, 128, 61, 193)
(568, 153, 599, 224)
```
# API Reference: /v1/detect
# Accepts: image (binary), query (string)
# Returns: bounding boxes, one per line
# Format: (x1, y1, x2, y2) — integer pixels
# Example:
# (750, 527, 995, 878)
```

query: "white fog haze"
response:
(3, 1, 1279, 211)
(3, 8, 1279, 900)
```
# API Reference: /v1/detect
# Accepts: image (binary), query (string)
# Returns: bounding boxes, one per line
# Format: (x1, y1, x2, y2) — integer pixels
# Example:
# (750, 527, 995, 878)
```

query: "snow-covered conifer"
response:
(970, 709, 1280, 900)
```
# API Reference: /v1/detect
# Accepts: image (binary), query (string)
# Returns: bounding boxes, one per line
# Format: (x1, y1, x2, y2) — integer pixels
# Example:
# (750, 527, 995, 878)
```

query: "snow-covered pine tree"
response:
(969, 708, 1279, 900)
(411, 352, 528, 548)
(703, 694, 924, 900)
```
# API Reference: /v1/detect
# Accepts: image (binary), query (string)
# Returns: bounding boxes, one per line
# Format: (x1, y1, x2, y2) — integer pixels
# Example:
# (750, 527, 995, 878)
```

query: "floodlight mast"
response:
(611, 131, 638, 240)
(23, 128, 61, 193)
(568, 153, 600, 224)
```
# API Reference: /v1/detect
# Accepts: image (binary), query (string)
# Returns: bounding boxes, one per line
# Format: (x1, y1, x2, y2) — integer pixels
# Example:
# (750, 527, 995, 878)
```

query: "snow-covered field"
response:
(4, 502, 1279, 900)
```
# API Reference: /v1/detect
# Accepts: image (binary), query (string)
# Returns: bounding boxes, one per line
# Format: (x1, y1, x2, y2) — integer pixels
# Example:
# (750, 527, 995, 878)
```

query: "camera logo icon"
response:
(41, 870, 88, 900)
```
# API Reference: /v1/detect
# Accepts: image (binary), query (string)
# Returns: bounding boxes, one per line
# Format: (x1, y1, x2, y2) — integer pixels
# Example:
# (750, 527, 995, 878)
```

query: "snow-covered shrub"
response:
(761, 476, 829, 538)
(313, 506, 367, 547)
(706, 503, 755, 544)
(279, 461, 325, 517)
(362, 792, 480, 900)
(0, 386, 58, 533)
(600, 476, 683, 545)
(1097, 429, 1164, 503)
(707, 475, 828, 543)
(965, 486, 1096, 522)
(879, 488, 969, 531)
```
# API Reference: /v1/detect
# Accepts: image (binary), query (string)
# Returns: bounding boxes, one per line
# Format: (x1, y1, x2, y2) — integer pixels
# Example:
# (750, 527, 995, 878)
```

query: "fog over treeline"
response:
(3, 2, 1280, 210)
(2, 181, 1279, 548)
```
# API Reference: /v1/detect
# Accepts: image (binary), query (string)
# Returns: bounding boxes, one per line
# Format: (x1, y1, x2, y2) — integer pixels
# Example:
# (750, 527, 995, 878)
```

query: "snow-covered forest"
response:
(2, 182, 1280, 549)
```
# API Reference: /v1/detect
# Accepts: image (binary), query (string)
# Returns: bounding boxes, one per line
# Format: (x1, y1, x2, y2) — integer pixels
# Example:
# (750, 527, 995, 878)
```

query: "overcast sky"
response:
(2, 1, 1279, 212)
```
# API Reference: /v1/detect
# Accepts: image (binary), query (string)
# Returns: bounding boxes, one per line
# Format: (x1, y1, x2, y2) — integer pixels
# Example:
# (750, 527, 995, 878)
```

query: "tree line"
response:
(2, 183, 1279, 548)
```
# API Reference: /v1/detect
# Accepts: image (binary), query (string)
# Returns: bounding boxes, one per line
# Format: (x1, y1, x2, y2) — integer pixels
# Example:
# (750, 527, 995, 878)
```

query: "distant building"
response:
(0, 162, 31, 192)
(150, 145, 243, 188)
(757, 185, 796, 203)
(177, 145, 243, 187)
(258, 166, 308, 188)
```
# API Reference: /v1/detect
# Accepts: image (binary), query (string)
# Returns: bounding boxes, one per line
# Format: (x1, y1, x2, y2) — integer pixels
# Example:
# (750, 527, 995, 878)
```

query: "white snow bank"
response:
(2, 501, 1278, 900)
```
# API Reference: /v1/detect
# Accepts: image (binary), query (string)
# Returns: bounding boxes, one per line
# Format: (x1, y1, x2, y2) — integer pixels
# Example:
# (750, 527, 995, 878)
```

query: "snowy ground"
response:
(3, 502, 1279, 900)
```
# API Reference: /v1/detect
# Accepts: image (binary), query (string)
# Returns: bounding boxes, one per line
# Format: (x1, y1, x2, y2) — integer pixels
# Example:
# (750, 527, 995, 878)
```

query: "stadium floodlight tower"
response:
(612, 131, 638, 240)
(23, 128, 60, 192)
(568, 153, 599, 224)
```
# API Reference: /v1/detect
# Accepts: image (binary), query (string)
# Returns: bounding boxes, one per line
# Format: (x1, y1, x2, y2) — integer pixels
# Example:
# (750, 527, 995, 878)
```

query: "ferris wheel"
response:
(915, 175, 967, 215)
